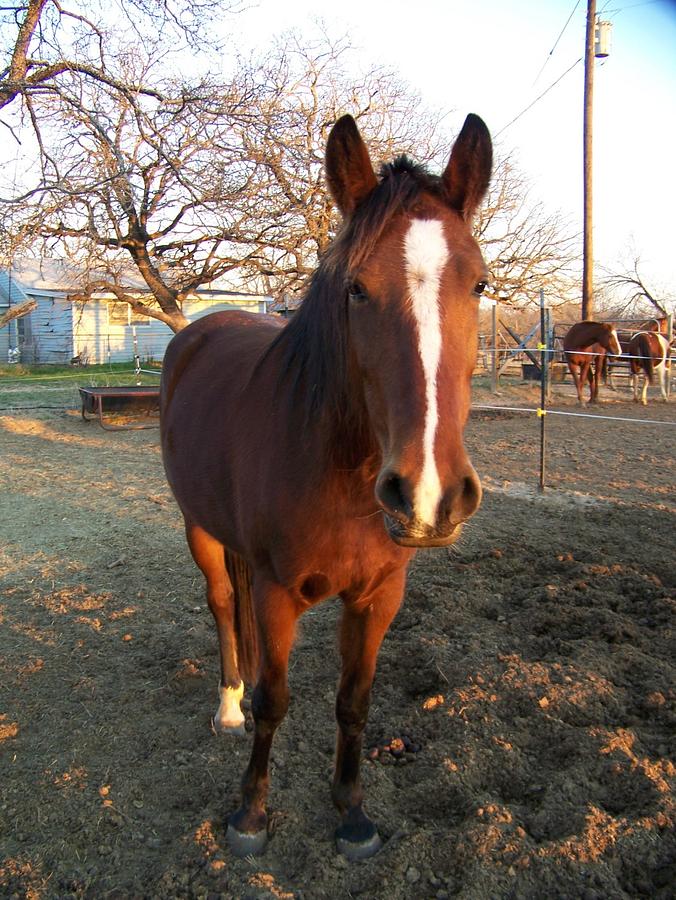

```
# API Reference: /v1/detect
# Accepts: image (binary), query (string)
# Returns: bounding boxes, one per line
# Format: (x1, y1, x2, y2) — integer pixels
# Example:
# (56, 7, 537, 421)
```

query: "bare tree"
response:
(599, 253, 674, 319)
(2, 9, 583, 332)
(3, 59, 262, 330)
(0, 297, 36, 328)
(476, 155, 580, 308)
(221, 31, 448, 299)
(1, 0, 254, 330)
(0, 0, 238, 114)
(2, 28, 449, 328)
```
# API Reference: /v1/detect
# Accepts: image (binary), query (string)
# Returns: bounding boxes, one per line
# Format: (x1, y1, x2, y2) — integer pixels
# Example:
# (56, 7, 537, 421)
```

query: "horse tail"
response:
(224, 549, 260, 685)
(637, 333, 655, 384)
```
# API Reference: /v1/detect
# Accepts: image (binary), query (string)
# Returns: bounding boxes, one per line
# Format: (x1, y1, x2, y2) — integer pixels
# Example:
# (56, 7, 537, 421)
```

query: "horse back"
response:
(563, 320, 608, 353)
(161, 310, 284, 410)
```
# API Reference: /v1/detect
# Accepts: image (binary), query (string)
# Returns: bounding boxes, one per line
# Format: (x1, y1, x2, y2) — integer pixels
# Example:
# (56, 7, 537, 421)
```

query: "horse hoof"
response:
(226, 823, 268, 857)
(211, 716, 246, 737)
(335, 825, 382, 860)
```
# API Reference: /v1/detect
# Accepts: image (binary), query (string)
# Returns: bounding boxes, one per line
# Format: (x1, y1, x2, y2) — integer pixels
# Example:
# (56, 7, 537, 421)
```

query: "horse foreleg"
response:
(658, 363, 669, 402)
(568, 363, 585, 405)
(590, 356, 603, 403)
(585, 357, 601, 403)
(186, 523, 245, 735)
(576, 360, 591, 405)
(630, 368, 639, 402)
(227, 581, 297, 856)
(332, 569, 406, 859)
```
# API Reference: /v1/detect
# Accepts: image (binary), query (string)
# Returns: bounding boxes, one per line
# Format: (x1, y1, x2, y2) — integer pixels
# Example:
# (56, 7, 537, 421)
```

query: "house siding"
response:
(1, 262, 272, 365)
(0, 271, 30, 363)
(0, 305, 9, 361)
(73, 301, 169, 365)
(72, 296, 269, 364)
(21, 293, 74, 363)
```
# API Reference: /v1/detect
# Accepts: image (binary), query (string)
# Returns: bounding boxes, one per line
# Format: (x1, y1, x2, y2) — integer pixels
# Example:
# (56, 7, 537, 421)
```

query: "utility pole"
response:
(582, 0, 596, 320)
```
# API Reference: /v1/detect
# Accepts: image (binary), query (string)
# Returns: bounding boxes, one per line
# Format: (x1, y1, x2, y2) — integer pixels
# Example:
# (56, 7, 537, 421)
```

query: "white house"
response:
(0, 259, 272, 365)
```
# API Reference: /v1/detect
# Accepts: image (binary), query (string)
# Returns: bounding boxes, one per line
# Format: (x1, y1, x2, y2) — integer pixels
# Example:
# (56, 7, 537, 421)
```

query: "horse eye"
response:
(474, 280, 488, 296)
(348, 282, 368, 305)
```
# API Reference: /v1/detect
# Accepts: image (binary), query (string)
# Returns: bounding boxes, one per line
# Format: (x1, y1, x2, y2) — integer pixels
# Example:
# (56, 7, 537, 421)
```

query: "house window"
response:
(107, 303, 150, 326)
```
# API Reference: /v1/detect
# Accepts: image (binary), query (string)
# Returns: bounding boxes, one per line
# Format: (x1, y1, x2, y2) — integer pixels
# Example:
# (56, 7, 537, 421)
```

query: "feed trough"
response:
(79, 385, 160, 430)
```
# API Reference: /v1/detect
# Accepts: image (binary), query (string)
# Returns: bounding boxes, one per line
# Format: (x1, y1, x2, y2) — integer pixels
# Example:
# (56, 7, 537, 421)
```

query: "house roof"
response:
(0, 270, 31, 306)
(1, 258, 273, 302)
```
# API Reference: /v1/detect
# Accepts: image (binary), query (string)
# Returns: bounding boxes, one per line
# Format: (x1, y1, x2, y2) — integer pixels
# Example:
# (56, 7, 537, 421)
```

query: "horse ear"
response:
(325, 115, 378, 217)
(442, 114, 492, 221)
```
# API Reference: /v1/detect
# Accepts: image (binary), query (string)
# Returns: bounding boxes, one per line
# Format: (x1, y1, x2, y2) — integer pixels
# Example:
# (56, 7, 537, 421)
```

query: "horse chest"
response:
(264, 505, 412, 604)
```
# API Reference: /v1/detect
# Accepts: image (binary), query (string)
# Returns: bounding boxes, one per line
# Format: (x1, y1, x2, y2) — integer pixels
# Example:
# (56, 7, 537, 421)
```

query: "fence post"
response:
(491, 300, 498, 393)
(546, 307, 552, 401)
(668, 313, 673, 399)
(132, 325, 141, 385)
(539, 289, 548, 491)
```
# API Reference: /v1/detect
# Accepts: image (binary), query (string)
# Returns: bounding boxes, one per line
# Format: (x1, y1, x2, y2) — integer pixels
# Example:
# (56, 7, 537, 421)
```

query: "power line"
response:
(599, 1, 659, 14)
(495, 57, 583, 137)
(533, 0, 582, 86)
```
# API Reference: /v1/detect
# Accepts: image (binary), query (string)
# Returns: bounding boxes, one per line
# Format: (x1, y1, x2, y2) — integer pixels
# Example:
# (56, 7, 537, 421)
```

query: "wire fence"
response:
(0, 368, 158, 412)
(478, 346, 673, 360)
(474, 297, 675, 489)
(473, 403, 676, 428)
(1, 322, 674, 493)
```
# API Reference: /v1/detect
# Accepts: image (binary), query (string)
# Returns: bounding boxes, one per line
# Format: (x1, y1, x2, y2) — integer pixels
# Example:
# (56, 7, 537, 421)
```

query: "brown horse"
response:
(160, 113, 492, 859)
(627, 330, 671, 404)
(563, 320, 621, 405)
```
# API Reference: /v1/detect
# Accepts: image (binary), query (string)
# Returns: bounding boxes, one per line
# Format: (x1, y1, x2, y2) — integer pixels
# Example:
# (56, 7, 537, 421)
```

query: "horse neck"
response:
(270, 272, 378, 473)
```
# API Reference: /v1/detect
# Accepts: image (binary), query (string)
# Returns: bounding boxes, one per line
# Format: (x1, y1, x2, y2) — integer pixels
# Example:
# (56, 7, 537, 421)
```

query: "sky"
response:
(227, 0, 676, 299)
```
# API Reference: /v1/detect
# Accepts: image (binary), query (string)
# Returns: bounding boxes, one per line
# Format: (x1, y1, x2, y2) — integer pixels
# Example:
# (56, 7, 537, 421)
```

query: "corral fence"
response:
(480, 303, 674, 397)
(1, 297, 674, 494)
(477, 294, 675, 489)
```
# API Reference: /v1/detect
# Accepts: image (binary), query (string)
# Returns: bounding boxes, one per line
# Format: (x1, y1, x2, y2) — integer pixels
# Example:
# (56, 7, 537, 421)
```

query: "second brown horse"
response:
(563, 320, 621, 404)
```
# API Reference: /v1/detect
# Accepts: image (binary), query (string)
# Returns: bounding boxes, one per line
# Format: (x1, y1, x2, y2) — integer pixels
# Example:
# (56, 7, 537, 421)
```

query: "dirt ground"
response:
(0, 379, 674, 899)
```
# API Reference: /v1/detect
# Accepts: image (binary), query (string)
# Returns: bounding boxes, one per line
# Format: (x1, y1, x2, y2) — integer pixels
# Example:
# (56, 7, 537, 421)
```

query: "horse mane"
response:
(267, 156, 448, 461)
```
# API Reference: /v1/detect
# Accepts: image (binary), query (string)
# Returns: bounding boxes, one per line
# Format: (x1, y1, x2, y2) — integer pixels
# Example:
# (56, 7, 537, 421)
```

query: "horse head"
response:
(325, 114, 492, 547)
(604, 324, 622, 356)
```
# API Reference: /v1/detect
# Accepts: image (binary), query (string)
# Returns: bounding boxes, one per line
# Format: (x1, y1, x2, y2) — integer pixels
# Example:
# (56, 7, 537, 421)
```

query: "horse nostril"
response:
(443, 470, 482, 524)
(375, 470, 413, 524)
(461, 472, 482, 518)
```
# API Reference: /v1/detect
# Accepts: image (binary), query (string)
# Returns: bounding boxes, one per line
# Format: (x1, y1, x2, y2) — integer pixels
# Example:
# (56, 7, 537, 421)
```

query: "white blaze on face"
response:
(403, 218, 449, 527)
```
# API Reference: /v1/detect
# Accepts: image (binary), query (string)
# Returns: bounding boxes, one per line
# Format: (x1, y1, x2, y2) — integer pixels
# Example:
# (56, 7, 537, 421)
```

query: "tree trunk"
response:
(0, 299, 37, 329)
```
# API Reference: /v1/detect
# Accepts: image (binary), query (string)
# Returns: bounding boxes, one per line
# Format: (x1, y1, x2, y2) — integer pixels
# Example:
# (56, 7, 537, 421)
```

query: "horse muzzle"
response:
(383, 515, 465, 547)
(375, 466, 482, 548)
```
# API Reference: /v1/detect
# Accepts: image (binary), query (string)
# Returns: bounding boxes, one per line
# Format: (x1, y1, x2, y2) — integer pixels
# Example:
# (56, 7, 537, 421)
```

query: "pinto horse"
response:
(627, 330, 671, 404)
(160, 113, 492, 859)
(563, 320, 621, 405)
